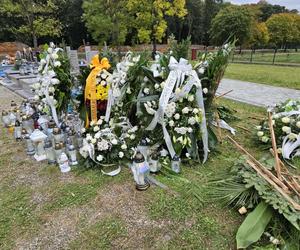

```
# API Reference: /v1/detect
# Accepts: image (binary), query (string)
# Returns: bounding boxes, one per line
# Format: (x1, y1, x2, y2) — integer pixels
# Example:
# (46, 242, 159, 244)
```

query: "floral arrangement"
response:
(31, 42, 73, 126)
(256, 99, 300, 160)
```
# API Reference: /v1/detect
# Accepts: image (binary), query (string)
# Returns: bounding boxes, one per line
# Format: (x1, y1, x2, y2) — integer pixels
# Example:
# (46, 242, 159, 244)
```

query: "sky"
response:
(229, 0, 300, 11)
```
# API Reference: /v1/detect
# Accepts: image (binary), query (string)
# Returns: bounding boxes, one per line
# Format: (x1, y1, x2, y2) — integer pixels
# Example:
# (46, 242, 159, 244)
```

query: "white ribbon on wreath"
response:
(146, 56, 209, 163)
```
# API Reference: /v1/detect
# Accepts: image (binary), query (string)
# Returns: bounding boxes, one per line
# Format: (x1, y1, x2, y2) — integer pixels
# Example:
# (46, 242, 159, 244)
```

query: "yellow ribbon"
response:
(85, 55, 111, 127)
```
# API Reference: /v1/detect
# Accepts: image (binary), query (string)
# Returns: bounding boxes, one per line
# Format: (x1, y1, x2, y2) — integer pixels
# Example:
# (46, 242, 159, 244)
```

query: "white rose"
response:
(93, 126, 100, 132)
(188, 117, 196, 125)
(50, 78, 60, 85)
(182, 107, 189, 114)
(169, 120, 175, 127)
(97, 119, 103, 125)
(187, 127, 193, 133)
(34, 95, 39, 101)
(91, 138, 97, 144)
(188, 95, 194, 102)
(174, 113, 180, 120)
(121, 144, 127, 150)
(261, 136, 269, 143)
(118, 151, 124, 158)
(143, 88, 150, 95)
(282, 126, 291, 134)
(257, 131, 264, 137)
(296, 121, 300, 128)
(256, 126, 262, 130)
(130, 134, 135, 140)
(154, 83, 160, 89)
(203, 88, 208, 94)
(160, 81, 165, 88)
(281, 117, 290, 124)
(94, 132, 101, 139)
(96, 155, 103, 162)
(111, 138, 118, 145)
(48, 86, 55, 93)
(288, 133, 297, 140)
(90, 121, 96, 126)
(185, 153, 190, 158)
(81, 128, 86, 133)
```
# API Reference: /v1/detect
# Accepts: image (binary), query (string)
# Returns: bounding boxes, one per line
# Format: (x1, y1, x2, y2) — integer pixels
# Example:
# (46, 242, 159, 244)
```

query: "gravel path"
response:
(218, 78, 300, 107)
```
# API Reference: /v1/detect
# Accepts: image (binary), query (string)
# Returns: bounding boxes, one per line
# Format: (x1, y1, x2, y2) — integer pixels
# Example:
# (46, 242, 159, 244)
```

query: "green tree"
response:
(249, 22, 269, 48)
(266, 13, 299, 48)
(126, 0, 187, 56)
(210, 5, 253, 46)
(0, 0, 62, 49)
(82, 0, 129, 50)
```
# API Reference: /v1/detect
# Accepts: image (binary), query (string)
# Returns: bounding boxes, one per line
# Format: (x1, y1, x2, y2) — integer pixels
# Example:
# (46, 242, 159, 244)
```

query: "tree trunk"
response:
(33, 34, 38, 51)
(152, 38, 157, 59)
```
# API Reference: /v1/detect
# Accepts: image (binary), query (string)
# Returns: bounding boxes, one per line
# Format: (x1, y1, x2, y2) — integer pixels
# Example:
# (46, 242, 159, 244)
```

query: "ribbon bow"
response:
(85, 55, 111, 127)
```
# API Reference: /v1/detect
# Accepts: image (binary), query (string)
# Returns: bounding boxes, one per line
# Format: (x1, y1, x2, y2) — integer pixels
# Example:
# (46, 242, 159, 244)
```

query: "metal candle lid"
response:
(134, 152, 145, 163)
(172, 154, 180, 161)
(44, 139, 53, 148)
(54, 143, 61, 150)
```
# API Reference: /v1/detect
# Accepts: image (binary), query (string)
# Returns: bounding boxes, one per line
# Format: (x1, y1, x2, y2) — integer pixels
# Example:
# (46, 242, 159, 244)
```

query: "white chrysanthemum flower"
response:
(154, 83, 160, 90)
(130, 134, 135, 140)
(203, 88, 208, 94)
(257, 131, 264, 137)
(175, 127, 187, 135)
(281, 117, 290, 124)
(143, 88, 150, 95)
(79, 147, 89, 158)
(54, 61, 61, 67)
(188, 95, 194, 102)
(118, 151, 124, 158)
(121, 144, 127, 150)
(193, 108, 200, 114)
(111, 138, 118, 145)
(34, 95, 39, 101)
(188, 117, 196, 125)
(96, 155, 103, 162)
(198, 67, 205, 74)
(182, 107, 189, 114)
(169, 120, 175, 127)
(93, 126, 100, 132)
(97, 140, 109, 151)
(91, 138, 97, 144)
(48, 86, 55, 93)
(282, 126, 291, 134)
(174, 113, 180, 120)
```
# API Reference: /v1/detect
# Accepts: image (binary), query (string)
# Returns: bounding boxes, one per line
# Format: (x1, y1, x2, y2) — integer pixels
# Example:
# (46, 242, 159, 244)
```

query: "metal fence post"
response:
(272, 49, 277, 65)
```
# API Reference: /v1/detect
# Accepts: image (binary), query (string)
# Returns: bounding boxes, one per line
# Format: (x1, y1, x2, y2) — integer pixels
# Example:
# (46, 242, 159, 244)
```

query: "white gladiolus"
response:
(203, 88, 208, 94)
(91, 138, 97, 144)
(257, 131, 264, 137)
(282, 126, 291, 134)
(93, 126, 100, 132)
(96, 155, 103, 162)
(118, 152, 124, 158)
(182, 107, 189, 114)
(281, 117, 290, 123)
(174, 113, 180, 120)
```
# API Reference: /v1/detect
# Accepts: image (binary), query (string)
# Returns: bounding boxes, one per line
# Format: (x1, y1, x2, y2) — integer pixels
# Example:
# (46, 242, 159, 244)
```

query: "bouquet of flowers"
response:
(256, 99, 300, 160)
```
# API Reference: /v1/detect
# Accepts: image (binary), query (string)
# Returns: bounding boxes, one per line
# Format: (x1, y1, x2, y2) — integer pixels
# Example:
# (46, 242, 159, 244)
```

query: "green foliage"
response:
(266, 13, 300, 48)
(82, 0, 129, 47)
(210, 5, 253, 46)
(236, 201, 273, 249)
(168, 34, 191, 60)
(126, 0, 187, 44)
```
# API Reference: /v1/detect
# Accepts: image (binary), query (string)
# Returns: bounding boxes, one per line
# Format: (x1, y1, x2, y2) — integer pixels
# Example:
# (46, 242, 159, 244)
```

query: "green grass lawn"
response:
(0, 99, 279, 249)
(224, 63, 300, 89)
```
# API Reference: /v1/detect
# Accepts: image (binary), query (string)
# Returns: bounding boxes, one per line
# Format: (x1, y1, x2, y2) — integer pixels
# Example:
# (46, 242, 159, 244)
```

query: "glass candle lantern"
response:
(68, 129, 77, 148)
(22, 115, 34, 134)
(171, 155, 181, 173)
(44, 139, 56, 164)
(149, 152, 161, 173)
(58, 152, 71, 173)
(14, 120, 22, 141)
(137, 138, 149, 161)
(54, 143, 63, 162)
(29, 129, 47, 161)
(8, 124, 14, 134)
(53, 127, 64, 144)
(68, 145, 78, 166)
(24, 134, 35, 155)
(38, 116, 49, 132)
(9, 112, 16, 125)
(131, 152, 150, 191)
(2, 111, 10, 127)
